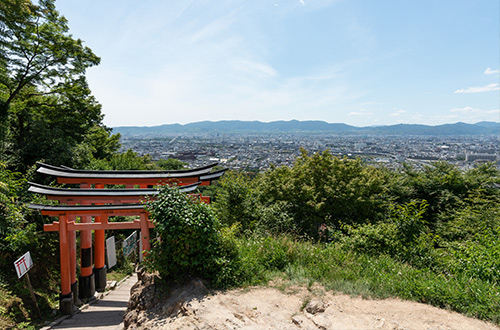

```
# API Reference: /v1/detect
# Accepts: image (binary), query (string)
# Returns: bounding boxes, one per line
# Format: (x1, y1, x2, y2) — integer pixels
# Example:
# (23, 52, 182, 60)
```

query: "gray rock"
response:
(305, 299, 325, 314)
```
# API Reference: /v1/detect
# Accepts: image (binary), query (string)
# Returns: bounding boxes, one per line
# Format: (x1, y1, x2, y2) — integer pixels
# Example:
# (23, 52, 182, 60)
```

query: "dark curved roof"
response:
(199, 168, 227, 181)
(36, 162, 219, 179)
(28, 182, 200, 196)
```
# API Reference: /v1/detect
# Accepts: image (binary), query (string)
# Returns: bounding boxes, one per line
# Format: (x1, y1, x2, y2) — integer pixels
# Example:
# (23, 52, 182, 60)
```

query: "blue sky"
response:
(56, 0, 499, 127)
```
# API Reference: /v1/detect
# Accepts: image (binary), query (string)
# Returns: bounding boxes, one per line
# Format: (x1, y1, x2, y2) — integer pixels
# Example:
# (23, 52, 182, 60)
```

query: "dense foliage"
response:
(0, 0, 119, 172)
(209, 151, 500, 324)
(145, 187, 237, 287)
(0, 1, 129, 327)
(258, 149, 390, 236)
(0, 163, 60, 328)
(215, 149, 392, 237)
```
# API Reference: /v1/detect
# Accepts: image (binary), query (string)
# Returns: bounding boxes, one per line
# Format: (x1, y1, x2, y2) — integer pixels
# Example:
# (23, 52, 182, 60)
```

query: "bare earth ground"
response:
(124, 274, 500, 330)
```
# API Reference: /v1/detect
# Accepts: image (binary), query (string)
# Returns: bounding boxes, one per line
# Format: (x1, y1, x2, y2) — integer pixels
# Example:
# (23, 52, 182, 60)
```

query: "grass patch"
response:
(226, 234, 500, 325)
(106, 267, 134, 283)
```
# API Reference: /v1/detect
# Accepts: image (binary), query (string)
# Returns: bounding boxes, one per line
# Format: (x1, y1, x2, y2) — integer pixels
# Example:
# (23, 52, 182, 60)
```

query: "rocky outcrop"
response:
(123, 270, 208, 330)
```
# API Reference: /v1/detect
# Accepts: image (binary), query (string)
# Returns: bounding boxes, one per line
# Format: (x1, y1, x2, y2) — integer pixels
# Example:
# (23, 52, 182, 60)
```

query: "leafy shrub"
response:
(256, 149, 390, 237)
(437, 203, 500, 242)
(395, 162, 500, 228)
(213, 171, 259, 231)
(341, 201, 439, 270)
(255, 201, 296, 235)
(232, 234, 303, 285)
(145, 186, 238, 287)
(83, 149, 157, 170)
(0, 163, 39, 270)
(445, 230, 500, 284)
(156, 158, 187, 170)
(341, 221, 398, 256)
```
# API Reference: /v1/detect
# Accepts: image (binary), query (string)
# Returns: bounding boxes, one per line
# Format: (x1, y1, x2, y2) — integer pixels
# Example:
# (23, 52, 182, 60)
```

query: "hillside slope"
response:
(113, 120, 500, 137)
(124, 274, 500, 330)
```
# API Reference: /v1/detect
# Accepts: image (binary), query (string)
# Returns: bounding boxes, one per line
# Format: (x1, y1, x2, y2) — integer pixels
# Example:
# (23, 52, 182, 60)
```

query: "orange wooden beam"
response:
(44, 219, 154, 232)
(39, 208, 147, 217)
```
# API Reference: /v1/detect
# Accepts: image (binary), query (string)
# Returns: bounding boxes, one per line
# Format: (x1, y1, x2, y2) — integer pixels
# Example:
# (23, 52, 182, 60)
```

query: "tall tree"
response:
(6, 77, 110, 169)
(0, 0, 100, 150)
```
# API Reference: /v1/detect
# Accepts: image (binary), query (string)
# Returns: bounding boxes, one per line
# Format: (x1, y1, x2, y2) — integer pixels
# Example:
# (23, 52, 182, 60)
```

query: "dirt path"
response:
(124, 276, 500, 330)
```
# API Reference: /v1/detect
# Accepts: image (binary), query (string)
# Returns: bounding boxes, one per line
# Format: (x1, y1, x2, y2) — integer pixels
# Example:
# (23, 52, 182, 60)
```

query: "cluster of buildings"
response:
(120, 133, 500, 171)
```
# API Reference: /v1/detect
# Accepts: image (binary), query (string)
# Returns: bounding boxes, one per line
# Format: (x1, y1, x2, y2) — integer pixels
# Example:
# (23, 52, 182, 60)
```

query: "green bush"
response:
(255, 201, 296, 235)
(341, 201, 440, 270)
(145, 186, 238, 287)
(256, 149, 390, 237)
(445, 231, 500, 284)
(213, 171, 259, 231)
(230, 234, 305, 286)
(395, 162, 500, 228)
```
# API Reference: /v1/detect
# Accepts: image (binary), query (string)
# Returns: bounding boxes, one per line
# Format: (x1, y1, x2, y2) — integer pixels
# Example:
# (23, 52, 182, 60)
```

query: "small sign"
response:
(14, 252, 33, 279)
(106, 236, 117, 269)
(122, 231, 138, 257)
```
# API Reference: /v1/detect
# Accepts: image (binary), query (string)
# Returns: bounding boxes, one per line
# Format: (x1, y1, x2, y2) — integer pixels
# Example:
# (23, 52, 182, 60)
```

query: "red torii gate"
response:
(29, 163, 226, 315)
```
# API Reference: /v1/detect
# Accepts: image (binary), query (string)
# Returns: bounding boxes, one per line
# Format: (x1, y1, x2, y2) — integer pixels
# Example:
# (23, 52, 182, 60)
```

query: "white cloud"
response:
(484, 67, 499, 75)
(449, 106, 499, 115)
(454, 83, 500, 94)
(349, 110, 373, 116)
(299, 0, 305, 5)
(232, 60, 279, 79)
(189, 15, 236, 44)
(390, 109, 407, 116)
(433, 114, 459, 121)
(445, 106, 500, 123)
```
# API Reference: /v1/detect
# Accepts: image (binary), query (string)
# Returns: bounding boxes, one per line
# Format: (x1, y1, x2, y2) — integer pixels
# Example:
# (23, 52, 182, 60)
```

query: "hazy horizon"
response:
(113, 119, 500, 128)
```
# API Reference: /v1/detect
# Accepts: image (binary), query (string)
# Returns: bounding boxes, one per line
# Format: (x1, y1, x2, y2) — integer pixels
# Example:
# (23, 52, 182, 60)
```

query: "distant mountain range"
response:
(113, 120, 500, 137)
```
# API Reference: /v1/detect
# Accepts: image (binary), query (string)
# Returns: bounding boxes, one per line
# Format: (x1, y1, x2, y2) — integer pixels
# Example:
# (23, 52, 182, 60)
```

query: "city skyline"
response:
(57, 0, 499, 127)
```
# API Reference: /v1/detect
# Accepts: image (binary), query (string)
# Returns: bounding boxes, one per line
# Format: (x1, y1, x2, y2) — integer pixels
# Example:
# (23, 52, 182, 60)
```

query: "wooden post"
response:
(94, 215, 106, 269)
(69, 227, 77, 302)
(139, 213, 150, 256)
(25, 272, 41, 318)
(94, 214, 107, 291)
(59, 215, 73, 315)
(79, 192, 95, 300)
(93, 183, 107, 292)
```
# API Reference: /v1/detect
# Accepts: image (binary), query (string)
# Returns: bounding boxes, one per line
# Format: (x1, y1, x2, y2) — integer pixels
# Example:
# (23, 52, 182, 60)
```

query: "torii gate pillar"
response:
(79, 187, 95, 299)
(58, 215, 74, 316)
(94, 215, 107, 292)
